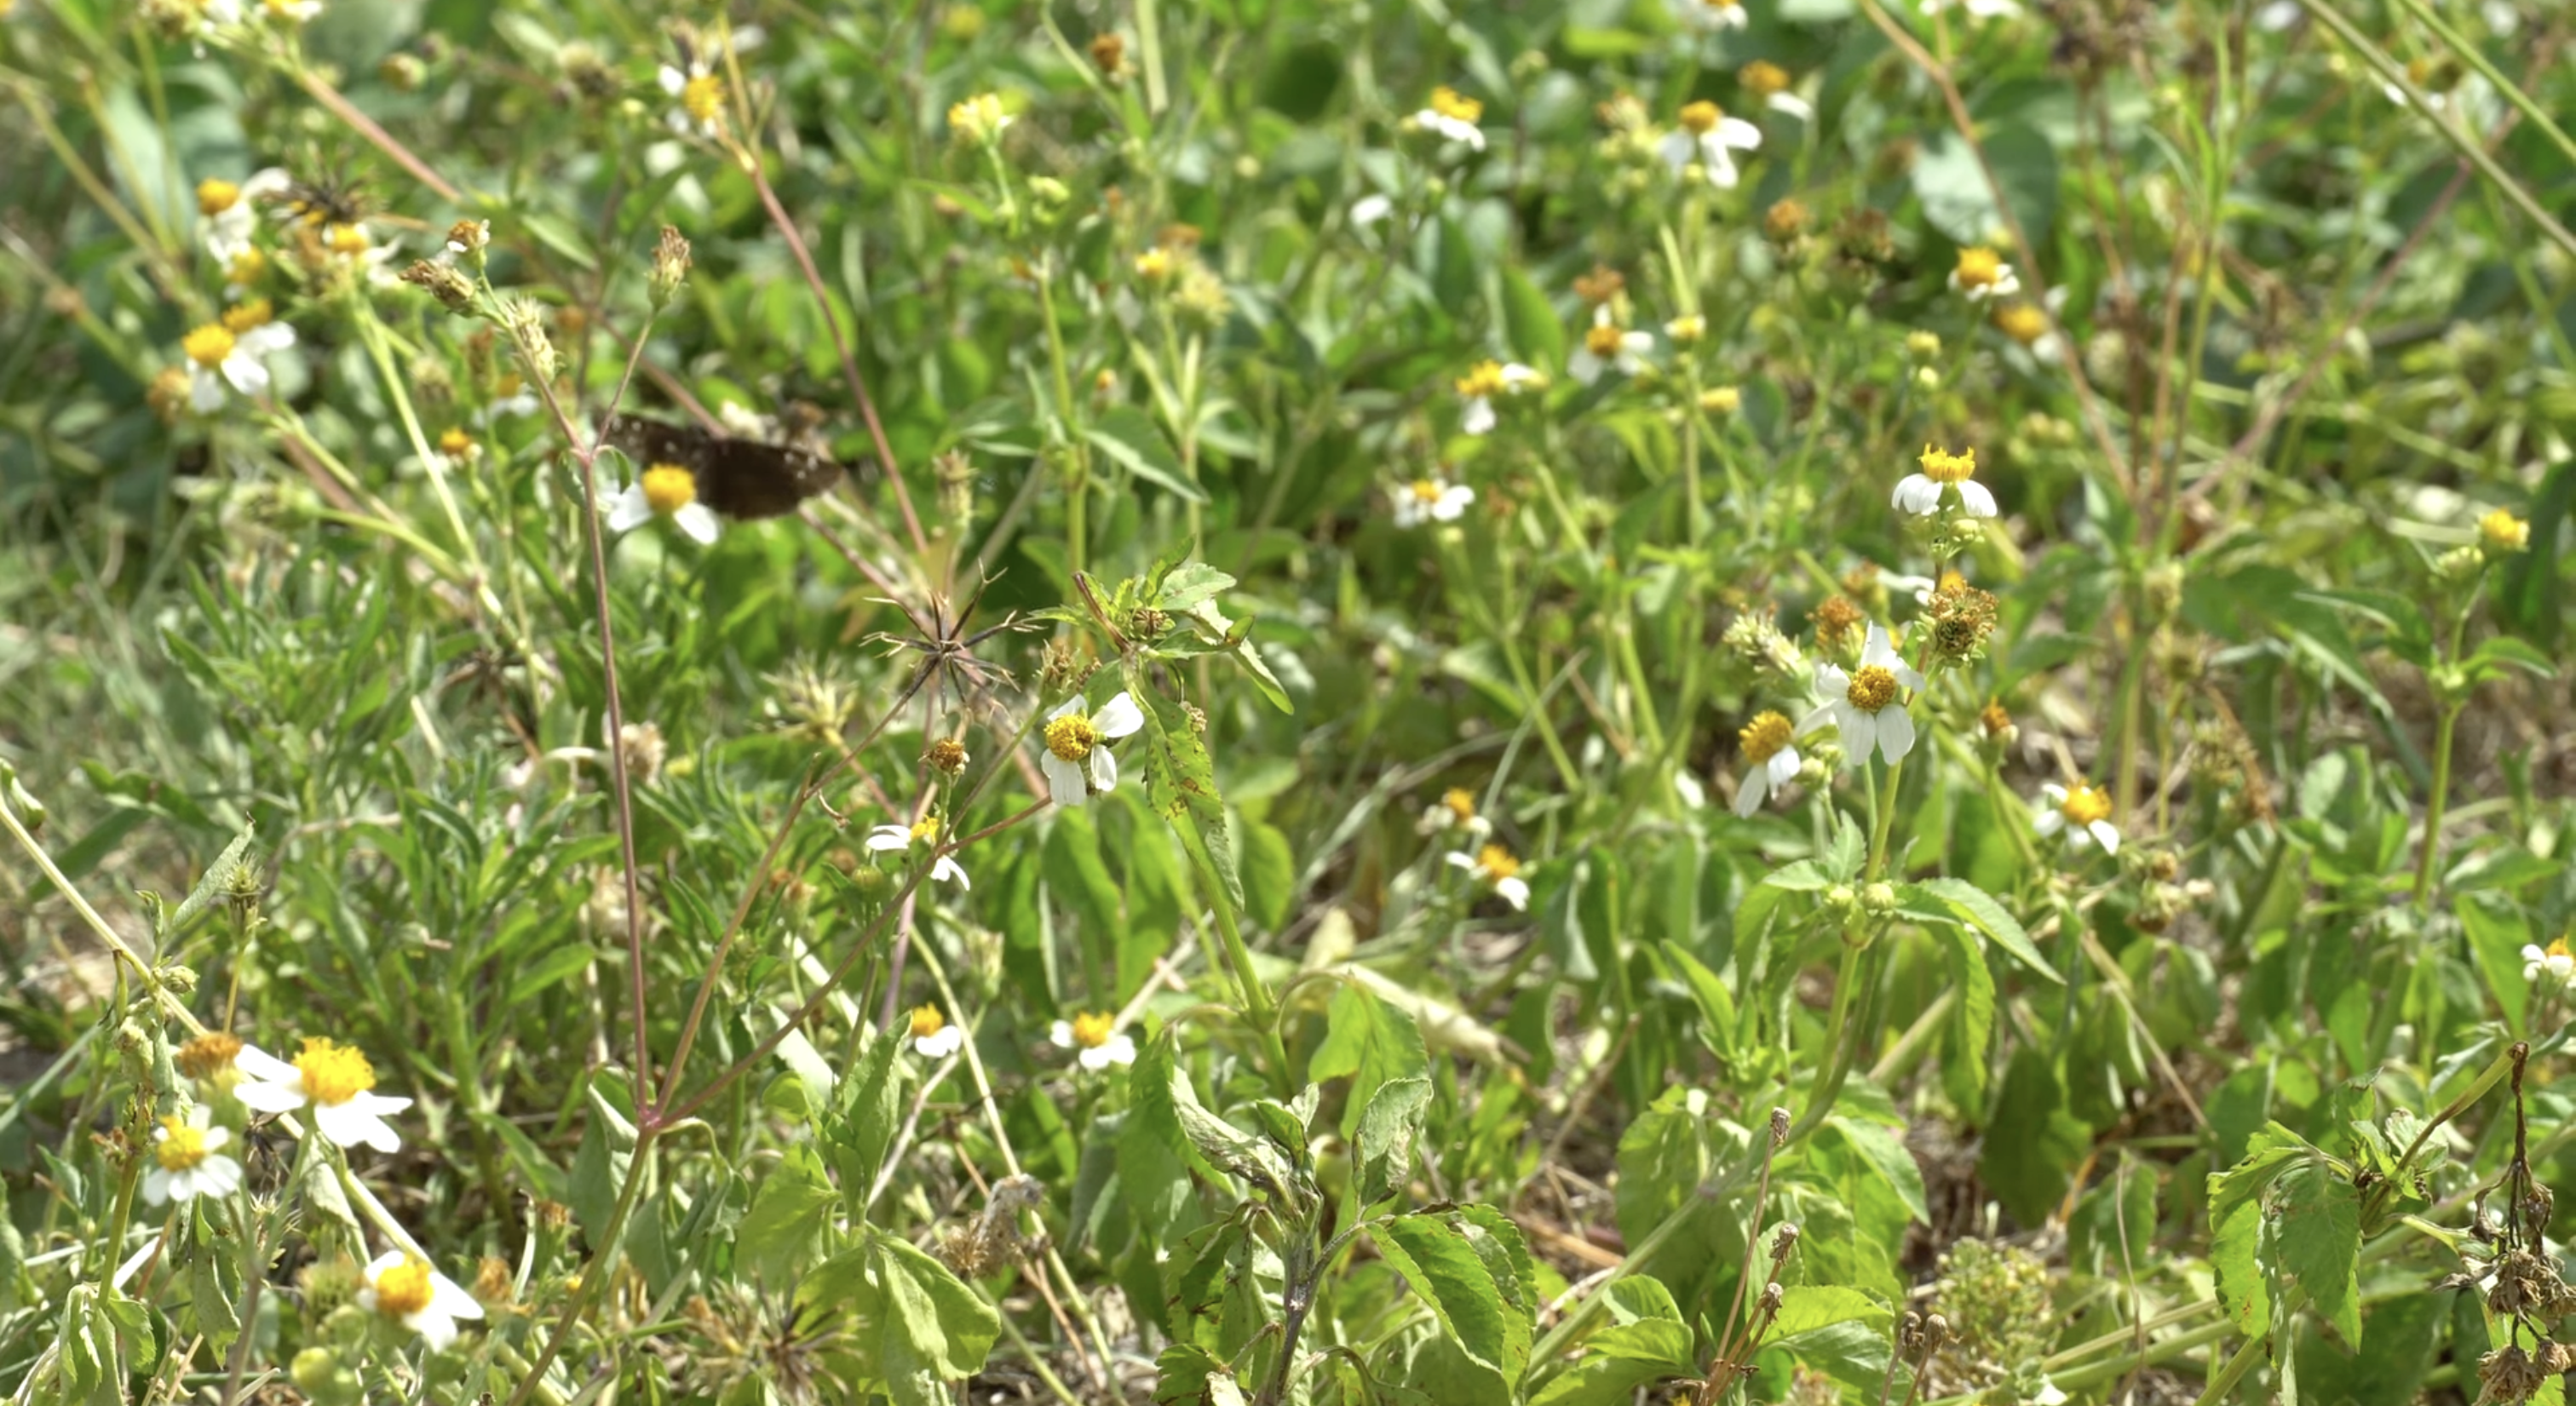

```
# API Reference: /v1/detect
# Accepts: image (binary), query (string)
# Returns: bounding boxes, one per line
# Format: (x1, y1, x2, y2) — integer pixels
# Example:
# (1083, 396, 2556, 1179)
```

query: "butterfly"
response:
(601, 412, 847, 520)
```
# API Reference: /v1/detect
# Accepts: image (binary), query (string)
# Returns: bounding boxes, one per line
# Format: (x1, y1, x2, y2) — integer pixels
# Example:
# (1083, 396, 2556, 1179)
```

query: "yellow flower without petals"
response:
(2481, 509, 2530, 553)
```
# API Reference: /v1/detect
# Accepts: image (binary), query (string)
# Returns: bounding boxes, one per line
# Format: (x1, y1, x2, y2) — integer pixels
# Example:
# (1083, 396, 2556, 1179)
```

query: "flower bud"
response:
(650, 225, 693, 308)
(1861, 881, 1897, 914)
(401, 259, 477, 315)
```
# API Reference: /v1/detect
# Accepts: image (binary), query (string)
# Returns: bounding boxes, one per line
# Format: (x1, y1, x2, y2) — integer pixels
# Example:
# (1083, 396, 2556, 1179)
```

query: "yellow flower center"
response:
(262, 0, 309, 16)
(1918, 444, 1977, 484)
(1678, 100, 1722, 135)
(198, 179, 242, 216)
(1475, 844, 1521, 883)
(1044, 712, 1100, 763)
(1070, 1011, 1117, 1048)
(221, 298, 273, 333)
(227, 249, 269, 285)
(293, 1037, 377, 1106)
(2059, 782, 2114, 827)
(641, 463, 698, 516)
(1442, 788, 1477, 824)
(1980, 699, 2014, 736)
(183, 324, 236, 369)
(1741, 61, 1791, 99)
(1993, 304, 2048, 346)
(2481, 508, 2530, 552)
(682, 73, 725, 125)
(949, 93, 1007, 138)
(909, 1004, 947, 1039)
(1410, 478, 1447, 504)
(1429, 86, 1483, 123)
(497, 372, 525, 398)
(155, 1116, 212, 1172)
(176, 1032, 245, 1081)
(1667, 314, 1706, 344)
(1455, 361, 1504, 399)
(1135, 248, 1174, 280)
(1939, 571, 1967, 593)
(1584, 323, 1627, 356)
(326, 223, 370, 255)
(2550, 938, 2573, 960)
(438, 428, 474, 456)
(1739, 711, 1795, 764)
(910, 815, 941, 844)
(1953, 247, 2004, 289)
(372, 1256, 435, 1318)
(1846, 666, 1899, 713)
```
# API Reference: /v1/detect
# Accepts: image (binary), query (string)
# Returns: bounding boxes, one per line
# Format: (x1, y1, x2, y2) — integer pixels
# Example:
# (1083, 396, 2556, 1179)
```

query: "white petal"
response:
(606, 486, 655, 533)
(236, 1045, 299, 1082)
(1093, 692, 1146, 739)
(314, 1100, 400, 1152)
(1445, 851, 1478, 873)
(2089, 820, 2121, 855)
(1893, 474, 1941, 514)
(1462, 397, 1496, 435)
(1767, 748, 1802, 787)
(1046, 695, 1085, 721)
(233, 1081, 306, 1114)
(1734, 766, 1767, 818)
(864, 825, 911, 852)
(1716, 117, 1763, 150)
(2033, 810, 2065, 837)
(676, 502, 722, 544)
(1434, 486, 1475, 520)
(1043, 753, 1090, 807)
(364, 1249, 409, 1279)
(1568, 350, 1603, 386)
(144, 1168, 173, 1204)
(1079, 1044, 1114, 1071)
(1840, 709, 1877, 765)
(658, 66, 687, 95)
(1876, 704, 1917, 764)
(933, 856, 970, 889)
(1494, 876, 1531, 910)
(1657, 130, 1696, 174)
(1768, 93, 1815, 119)
(411, 1307, 460, 1351)
(199, 1126, 231, 1151)
(1702, 146, 1742, 188)
(1098, 1035, 1137, 1066)
(196, 1156, 244, 1197)
(1089, 743, 1119, 794)
(190, 367, 227, 412)
(1797, 706, 1836, 740)
(1049, 1021, 1076, 1047)
(2525, 944, 2548, 962)
(1351, 194, 1393, 227)
(431, 1272, 486, 1320)
(1958, 480, 1999, 518)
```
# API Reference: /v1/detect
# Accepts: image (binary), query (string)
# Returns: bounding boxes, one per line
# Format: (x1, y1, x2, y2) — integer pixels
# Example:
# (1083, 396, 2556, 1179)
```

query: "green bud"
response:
(1862, 881, 1898, 914)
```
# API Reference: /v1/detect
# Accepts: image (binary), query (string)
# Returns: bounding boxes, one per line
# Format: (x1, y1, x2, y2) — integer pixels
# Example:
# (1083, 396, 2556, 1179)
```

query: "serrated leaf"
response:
(1086, 406, 1208, 502)
(738, 1146, 837, 1282)
(1913, 878, 2060, 984)
(1311, 982, 1429, 1138)
(1354, 1076, 1431, 1206)
(1122, 1032, 1198, 1228)
(1771, 1285, 1891, 1339)
(1133, 687, 1245, 916)
(1373, 1214, 1511, 1379)
(2276, 1160, 2363, 1346)
(815, 1233, 1000, 1405)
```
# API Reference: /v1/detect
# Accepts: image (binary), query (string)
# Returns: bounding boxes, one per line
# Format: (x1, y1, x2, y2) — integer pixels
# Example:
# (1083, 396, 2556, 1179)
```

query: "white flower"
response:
(1569, 307, 1653, 386)
(234, 1039, 412, 1152)
(1445, 843, 1532, 910)
(2254, 0, 2300, 29)
(1413, 86, 1486, 150)
(2521, 942, 2576, 990)
(606, 463, 722, 545)
(1732, 711, 1803, 818)
(659, 57, 727, 139)
(907, 1006, 967, 1059)
(1393, 471, 1476, 527)
(1050, 1013, 1138, 1070)
(1682, 0, 1750, 29)
(1948, 247, 2022, 301)
(1739, 63, 1814, 120)
(196, 169, 287, 264)
(444, 219, 490, 258)
(2033, 780, 2120, 855)
(476, 376, 543, 424)
(1455, 359, 1542, 435)
(1657, 100, 1763, 188)
(1351, 193, 1394, 227)
(1039, 692, 1145, 808)
(181, 306, 297, 413)
(1922, 0, 2021, 16)
(143, 1109, 244, 1206)
(357, 1251, 484, 1351)
(262, 0, 323, 20)
(1417, 787, 1494, 840)
(865, 818, 970, 888)
(1800, 623, 1925, 767)
(1892, 444, 2000, 519)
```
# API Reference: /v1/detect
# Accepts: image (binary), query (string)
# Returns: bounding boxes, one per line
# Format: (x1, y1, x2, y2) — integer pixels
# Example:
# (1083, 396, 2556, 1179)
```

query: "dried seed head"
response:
(650, 225, 693, 307)
(401, 258, 477, 314)
(1771, 1222, 1800, 1257)
(1769, 1107, 1792, 1145)
(2481, 1344, 2549, 1405)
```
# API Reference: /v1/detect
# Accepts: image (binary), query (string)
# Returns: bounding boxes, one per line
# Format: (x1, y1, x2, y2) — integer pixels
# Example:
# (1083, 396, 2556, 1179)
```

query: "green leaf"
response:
(738, 1145, 837, 1281)
(1938, 927, 1996, 1105)
(1311, 981, 1430, 1137)
(1374, 1214, 1512, 1380)
(1820, 1118, 1929, 1225)
(1087, 406, 1208, 502)
(1912, 123, 2058, 247)
(1664, 943, 1739, 1058)
(2275, 1160, 2363, 1346)
(1769, 1285, 1893, 1339)
(165, 825, 258, 938)
(817, 1233, 1001, 1405)
(1154, 562, 1237, 612)
(1134, 686, 1245, 915)
(1977, 1047, 2090, 1225)
(1498, 266, 1567, 373)
(570, 1080, 640, 1254)
(2457, 895, 2534, 1038)
(1354, 1076, 1432, 1206)
(1526, 1320, 1693, 1405)
(1241, 820, 1295, 932)
(826, 1023, 904, 1214)
(1913, 878, 2060, 984)
(1121, 1032, 1199, 1229)
(2497, 458, 2572, 646)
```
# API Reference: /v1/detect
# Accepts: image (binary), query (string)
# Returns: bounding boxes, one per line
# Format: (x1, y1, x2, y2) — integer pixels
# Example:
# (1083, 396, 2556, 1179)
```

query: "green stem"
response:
(2412, 703, 2460, 908)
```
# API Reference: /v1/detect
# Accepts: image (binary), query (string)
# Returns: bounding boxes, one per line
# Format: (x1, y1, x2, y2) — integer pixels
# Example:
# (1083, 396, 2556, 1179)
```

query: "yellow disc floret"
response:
(641, 463, 697, 516)
(909, 1005, 947, 1040)
(176, 1032, 245, 1081)
(372, 1256, 435, 1317)
(1952, 247, 2005, 290)
(1044, 712, 1100, 763)
(221, 298, 274, 334)
(682, 73, 725, 126)
(1678, 100, 1722, 135)
(326, 223, 371, 255)
(1429, 86, 1483, 123)
(1070, 1011, 1117, 1047)
(2058, 782, 2114, 827)
(1455, 361, 1505, 399)
(198, 178, 243, 215)
(183, 324, 237, 369)
(1409, 479, 1446, 504)
(1442, 788, 1478, 825)
(1584, 322, 1626, 356)
(1918, 444, 1977, 484)
(1474, 843, 1521, 883)
(909, 815, 941, 844)
(1846, 666, 1898, 713)
(2481, 508, 2531, 553)
(1135, 248, 1174, 280)
(155, 1116, 212, 1172)
(293, 1037, 377, 1106)
(1741, 61, 1791, 99)
(1993, 304, 2048, 346)
(439, 428, 474, 457)
(1739, 711, 1795, 764)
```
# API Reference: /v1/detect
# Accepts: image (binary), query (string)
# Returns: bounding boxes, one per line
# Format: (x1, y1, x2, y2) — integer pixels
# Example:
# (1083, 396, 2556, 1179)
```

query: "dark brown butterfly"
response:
(601, 413, 846, 519)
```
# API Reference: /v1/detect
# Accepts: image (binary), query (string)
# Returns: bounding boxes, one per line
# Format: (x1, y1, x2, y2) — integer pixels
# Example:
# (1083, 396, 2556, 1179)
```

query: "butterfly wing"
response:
(601, 414, 845, 519)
